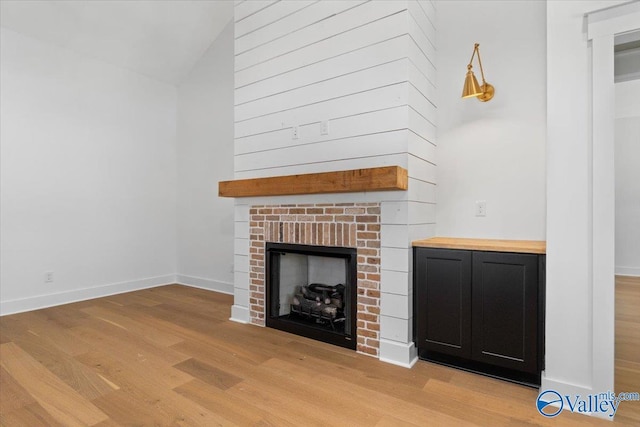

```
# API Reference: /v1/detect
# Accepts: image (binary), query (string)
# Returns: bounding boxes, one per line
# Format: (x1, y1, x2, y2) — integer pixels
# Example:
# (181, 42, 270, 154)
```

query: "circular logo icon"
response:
(537, 390, 563, 417)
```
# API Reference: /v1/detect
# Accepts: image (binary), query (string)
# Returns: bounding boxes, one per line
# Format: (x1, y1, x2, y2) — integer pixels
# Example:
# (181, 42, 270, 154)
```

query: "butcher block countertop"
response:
(412, 237, 546, 254)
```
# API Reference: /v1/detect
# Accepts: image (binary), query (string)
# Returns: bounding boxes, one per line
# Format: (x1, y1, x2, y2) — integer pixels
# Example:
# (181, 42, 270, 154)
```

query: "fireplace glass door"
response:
(266, 242, 357, 349)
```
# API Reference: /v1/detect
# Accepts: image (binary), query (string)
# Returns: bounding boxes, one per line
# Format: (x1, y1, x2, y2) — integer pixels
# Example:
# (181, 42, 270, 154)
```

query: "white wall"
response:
(545, 0, 629, 404)
(435, 0, 546, 240)
(0, 28, 178, 314)
(176, 21, 235, 293)
(615, 79, 640, 276)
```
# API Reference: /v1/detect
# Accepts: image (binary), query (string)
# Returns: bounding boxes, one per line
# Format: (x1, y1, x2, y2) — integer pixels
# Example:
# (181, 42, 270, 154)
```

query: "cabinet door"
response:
(415, 248, 472, 358)
(471, 252, 538, 373)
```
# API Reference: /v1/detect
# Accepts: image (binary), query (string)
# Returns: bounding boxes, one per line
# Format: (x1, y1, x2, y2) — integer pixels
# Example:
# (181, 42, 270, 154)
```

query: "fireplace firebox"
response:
(265, 242, 357, 349)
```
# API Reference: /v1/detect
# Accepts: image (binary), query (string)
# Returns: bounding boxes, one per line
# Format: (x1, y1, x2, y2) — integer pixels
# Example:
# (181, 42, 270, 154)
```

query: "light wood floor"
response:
(615, 275, 640, 424)
(0, 279, 638, 426)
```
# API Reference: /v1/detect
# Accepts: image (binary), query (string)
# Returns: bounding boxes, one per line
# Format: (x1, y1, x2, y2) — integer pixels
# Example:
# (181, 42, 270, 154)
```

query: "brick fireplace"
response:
(227, 0, 436, 369)
(247, 202, 382, 357)
(225, 169, 431, 368)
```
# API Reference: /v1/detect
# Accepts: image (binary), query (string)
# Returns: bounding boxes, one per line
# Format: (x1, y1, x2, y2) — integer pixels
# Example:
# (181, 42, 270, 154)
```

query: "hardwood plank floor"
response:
(615, 275, 640, 425)
(0, 282, 638, 426)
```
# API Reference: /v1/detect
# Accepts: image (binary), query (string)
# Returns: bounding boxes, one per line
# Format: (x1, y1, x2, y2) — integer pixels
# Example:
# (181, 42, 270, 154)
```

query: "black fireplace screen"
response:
(265, 242, 357, 350)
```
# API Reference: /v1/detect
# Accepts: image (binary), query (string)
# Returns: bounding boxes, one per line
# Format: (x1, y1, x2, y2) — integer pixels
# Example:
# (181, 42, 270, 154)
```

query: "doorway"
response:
(586, 0, 640, 409)
(613, 29, 640, 423)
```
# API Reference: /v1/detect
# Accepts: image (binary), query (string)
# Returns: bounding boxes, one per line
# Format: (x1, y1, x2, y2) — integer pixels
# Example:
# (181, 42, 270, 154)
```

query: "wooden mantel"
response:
(219, 166, 407, 198)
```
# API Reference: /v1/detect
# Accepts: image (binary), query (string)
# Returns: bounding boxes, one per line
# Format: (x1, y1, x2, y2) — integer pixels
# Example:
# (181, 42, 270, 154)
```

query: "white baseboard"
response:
(378, 339, 418, 368)
(175, 274, 233, 294)
(615, 266, 640, 277)
(540, 376, 596, 396)
(540, 375, 615, 420)
(230, 304, 250, 324)
(0, 275, 176, 316)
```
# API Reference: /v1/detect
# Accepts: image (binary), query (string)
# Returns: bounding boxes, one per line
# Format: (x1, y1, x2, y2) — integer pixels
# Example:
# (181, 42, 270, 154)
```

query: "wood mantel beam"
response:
(218, 166, 408, 198)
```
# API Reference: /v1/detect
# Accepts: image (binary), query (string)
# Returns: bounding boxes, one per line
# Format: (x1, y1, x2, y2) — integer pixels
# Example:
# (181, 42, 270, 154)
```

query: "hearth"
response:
(265, 242, 357, 349)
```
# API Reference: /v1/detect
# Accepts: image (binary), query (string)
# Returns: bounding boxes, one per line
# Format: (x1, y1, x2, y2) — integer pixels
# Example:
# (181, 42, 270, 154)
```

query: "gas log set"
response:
(290, 283, 345, 330)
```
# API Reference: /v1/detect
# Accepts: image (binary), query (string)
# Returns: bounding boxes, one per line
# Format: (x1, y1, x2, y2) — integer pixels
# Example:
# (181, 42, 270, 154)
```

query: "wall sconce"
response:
(462, 43, 495, 102)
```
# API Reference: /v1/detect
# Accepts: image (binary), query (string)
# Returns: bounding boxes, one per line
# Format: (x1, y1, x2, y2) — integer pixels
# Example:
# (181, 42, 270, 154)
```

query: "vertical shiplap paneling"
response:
(233, 0, 416, 178)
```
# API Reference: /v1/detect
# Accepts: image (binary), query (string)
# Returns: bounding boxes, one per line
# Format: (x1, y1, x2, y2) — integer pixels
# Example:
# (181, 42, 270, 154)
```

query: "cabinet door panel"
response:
(471, 252, 538, 373)
(415, 248, 471, 358)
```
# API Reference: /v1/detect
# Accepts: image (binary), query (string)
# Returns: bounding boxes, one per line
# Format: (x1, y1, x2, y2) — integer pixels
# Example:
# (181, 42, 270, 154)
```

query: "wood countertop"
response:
(412, 237, 546, 254)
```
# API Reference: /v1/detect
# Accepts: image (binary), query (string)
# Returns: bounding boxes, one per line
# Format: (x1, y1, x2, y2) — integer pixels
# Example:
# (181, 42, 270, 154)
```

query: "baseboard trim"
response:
(0, 275, 176, 316)
(230, 305, 250, 324)
(379, 339, 418, 368)
(615, 266, 640, 277)
(175, 275, 233, 295)
(540, 375, 613, 420)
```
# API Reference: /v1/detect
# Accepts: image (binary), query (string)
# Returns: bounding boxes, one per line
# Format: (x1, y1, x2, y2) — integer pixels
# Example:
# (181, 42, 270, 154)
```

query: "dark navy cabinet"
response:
(414, 246, 545, 386)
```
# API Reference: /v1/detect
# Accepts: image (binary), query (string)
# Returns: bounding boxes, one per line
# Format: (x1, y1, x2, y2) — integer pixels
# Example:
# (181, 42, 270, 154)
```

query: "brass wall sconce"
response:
(462, 43, 495, 102)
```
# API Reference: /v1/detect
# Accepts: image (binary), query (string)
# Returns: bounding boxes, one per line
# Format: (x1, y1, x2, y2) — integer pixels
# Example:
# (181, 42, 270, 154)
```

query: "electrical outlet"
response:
(320, 120, 329, 135)
(44, 271, 54, 283)
(292, 126, 299, 140)
(475, 201, 487, 217)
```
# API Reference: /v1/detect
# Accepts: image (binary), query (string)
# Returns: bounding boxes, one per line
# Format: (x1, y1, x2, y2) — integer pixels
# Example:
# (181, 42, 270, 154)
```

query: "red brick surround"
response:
(249, 203, 381, 356)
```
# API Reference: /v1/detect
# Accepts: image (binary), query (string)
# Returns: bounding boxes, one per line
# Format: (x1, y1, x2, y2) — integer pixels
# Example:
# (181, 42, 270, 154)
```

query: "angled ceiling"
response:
(0, 0, 234, 85)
